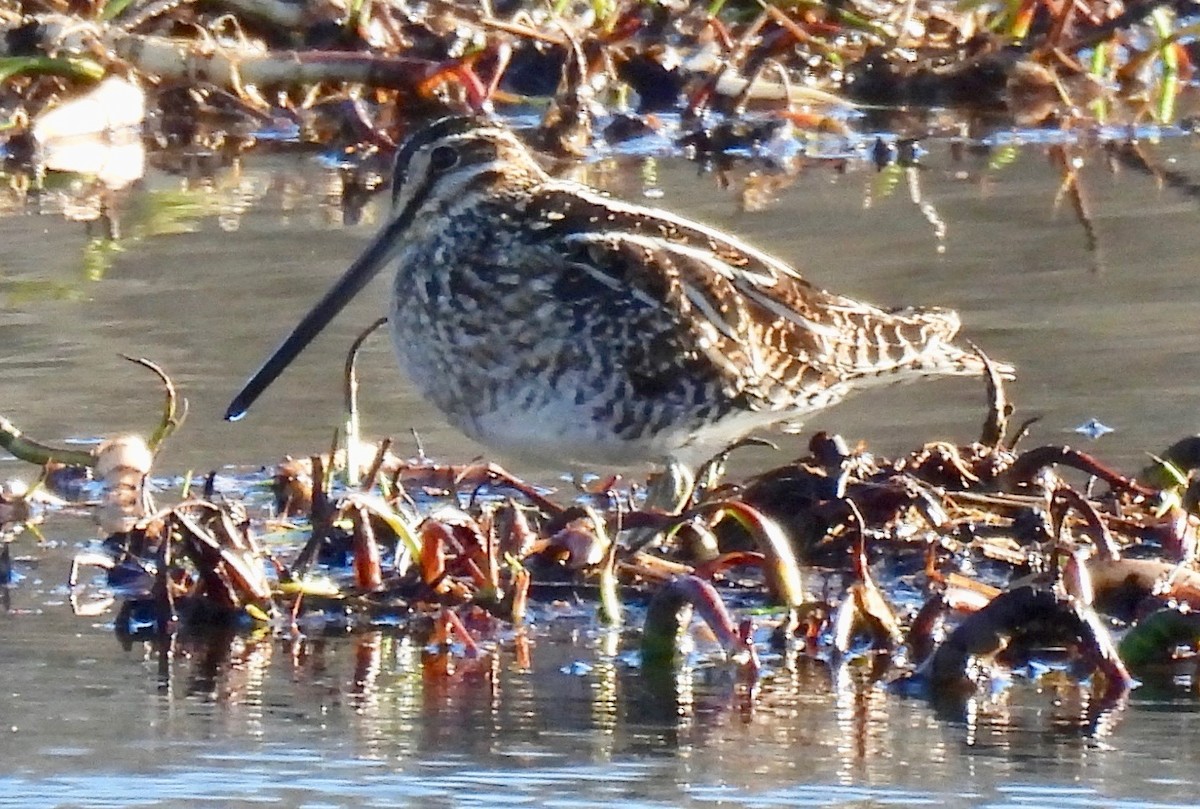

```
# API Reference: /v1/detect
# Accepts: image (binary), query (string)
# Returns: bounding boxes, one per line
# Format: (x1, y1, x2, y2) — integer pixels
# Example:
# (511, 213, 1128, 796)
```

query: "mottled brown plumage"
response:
(228, 117, 1010, 468)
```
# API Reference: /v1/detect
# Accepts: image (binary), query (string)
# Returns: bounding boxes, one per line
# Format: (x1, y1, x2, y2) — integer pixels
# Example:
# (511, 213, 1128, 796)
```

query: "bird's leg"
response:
(643, 458, 696, 515)
(622, 458, 696, 553)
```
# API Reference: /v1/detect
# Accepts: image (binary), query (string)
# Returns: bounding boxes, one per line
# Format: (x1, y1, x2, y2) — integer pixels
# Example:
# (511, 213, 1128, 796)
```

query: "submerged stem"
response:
(0, 416, 94, 468)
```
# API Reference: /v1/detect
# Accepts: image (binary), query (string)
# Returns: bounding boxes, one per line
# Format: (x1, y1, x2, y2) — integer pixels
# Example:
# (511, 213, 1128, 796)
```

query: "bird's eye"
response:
(428, 145, 459, 172)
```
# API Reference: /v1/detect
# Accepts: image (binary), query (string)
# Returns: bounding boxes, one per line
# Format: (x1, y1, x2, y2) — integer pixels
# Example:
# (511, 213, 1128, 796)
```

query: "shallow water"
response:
(8, 136, 1200, 476)
(6, 133, 1200, 806)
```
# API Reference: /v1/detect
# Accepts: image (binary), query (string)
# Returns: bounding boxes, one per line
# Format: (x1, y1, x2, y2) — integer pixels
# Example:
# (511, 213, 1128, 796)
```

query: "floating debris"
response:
(1076, 418, 1116, 440)
(0, 0, 1195, 188)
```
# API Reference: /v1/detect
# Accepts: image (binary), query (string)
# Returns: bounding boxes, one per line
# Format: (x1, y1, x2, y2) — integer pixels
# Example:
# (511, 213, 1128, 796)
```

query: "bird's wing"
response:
(525, 184, 902, 410)
(523, 184, 967, 412)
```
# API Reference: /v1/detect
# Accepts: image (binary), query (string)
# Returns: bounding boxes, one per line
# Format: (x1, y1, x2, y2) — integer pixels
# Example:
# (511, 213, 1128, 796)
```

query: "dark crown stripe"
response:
(391, 115, 497, 205)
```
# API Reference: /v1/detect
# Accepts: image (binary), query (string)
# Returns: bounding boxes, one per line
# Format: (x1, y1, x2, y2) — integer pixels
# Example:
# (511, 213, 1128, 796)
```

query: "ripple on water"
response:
(7, 142, 1200, 809)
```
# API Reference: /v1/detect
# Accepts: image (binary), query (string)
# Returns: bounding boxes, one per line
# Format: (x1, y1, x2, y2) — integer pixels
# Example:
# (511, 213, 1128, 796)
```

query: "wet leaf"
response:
(100, 0, 139, 20)
(278, 576, 342, 598)
(694, 501, 804, 608)
(642, 575, 746, 667)
(1119, 608, 1200, 668)
(597, 537, 621, 627)
(0, 56, 105, 83)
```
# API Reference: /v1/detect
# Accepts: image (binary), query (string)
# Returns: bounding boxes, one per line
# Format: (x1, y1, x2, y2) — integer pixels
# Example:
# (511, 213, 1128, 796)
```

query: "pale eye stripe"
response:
(443, 158, 515, 189)
(419, 159, 520, 220)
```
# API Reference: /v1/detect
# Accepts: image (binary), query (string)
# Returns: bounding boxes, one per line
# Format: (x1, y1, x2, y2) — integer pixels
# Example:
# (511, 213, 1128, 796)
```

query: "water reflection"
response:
(102, 618, 1143, 768)
(6, 589, 1200, 807)
(8, 133, 1200, 806)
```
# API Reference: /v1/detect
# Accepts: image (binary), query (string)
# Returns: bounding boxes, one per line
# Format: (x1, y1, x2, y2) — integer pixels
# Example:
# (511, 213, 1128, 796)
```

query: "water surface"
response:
(5, 134, 1200, 807)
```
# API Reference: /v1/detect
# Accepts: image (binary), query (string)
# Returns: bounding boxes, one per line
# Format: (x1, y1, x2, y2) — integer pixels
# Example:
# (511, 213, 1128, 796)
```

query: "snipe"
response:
(227, 117, 1008, 469)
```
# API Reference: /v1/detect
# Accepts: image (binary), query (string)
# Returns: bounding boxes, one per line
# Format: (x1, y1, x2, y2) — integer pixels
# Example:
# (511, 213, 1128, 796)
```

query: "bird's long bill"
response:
(224, 215, 408, 421)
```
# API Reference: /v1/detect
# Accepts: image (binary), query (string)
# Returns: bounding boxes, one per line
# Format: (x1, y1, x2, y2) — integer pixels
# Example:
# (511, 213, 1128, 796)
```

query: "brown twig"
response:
(972, 344, 1011, 449)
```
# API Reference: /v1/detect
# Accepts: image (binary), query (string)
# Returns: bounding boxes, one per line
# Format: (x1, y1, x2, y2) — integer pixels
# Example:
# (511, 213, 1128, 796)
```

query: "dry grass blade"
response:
(342, 316, 388, 487)
(971, 343, 1011, 449)
(122, 354, 186, 452)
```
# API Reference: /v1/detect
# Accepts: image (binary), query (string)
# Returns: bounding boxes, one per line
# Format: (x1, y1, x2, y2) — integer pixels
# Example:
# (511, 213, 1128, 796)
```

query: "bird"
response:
(226, 116, 1009, 473)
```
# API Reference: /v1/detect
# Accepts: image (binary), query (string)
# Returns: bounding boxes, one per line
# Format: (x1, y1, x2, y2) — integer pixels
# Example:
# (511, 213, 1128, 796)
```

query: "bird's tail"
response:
(777, 303, 1012, 434)
(837, 304, 1014, 386)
